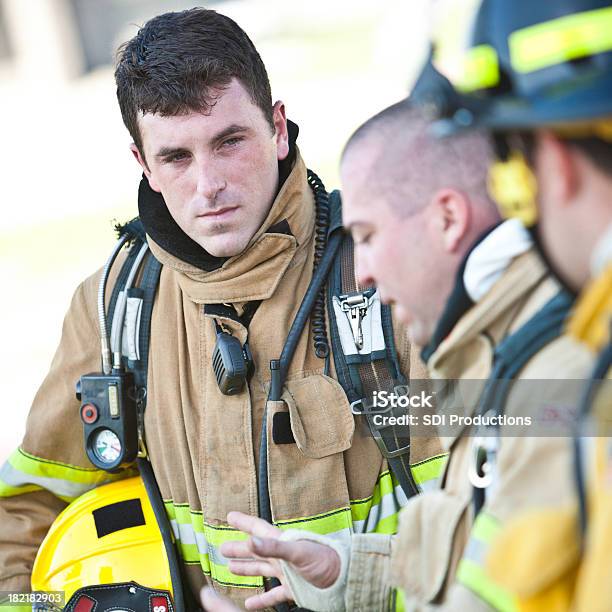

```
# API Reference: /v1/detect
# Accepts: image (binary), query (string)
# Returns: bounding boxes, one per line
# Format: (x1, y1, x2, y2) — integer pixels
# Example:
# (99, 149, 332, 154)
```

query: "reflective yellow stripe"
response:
(0, 448, 135, 502)
(456, 44, 500, 92)
(162, 458, 449, 589)
(510, 6, 612, 74)
(163, 500, 262, 588)
(394, 587, 406, 612)
(472, 511, 501, 542)
(205, 523, 262, 588)
(456, 559, 516, 612)
(350, 471, 402, 533)
(411, 454, 448, 487)
(351, 456, 447, 534)
(276, 506, 352, 535)
(456, 512, 516, 611)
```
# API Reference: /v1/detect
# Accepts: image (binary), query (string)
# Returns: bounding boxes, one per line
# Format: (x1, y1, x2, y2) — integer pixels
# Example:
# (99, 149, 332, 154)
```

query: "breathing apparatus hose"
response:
(308, 170, 331, 360)
(98, 234, 130, 374)
(257, 200, 343, 610)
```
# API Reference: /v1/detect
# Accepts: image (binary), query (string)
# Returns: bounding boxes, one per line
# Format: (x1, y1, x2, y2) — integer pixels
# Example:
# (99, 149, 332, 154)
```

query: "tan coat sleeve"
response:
(344, 533, 394, 611)
(0, 269, 117, 588)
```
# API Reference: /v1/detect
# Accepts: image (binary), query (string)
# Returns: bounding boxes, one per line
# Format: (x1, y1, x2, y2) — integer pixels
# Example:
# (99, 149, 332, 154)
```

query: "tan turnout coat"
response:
(0, 154, 443, 606)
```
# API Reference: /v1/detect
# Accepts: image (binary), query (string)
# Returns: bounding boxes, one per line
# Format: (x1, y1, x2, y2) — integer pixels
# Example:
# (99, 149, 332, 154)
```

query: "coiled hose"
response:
(307, 169, 331, 359)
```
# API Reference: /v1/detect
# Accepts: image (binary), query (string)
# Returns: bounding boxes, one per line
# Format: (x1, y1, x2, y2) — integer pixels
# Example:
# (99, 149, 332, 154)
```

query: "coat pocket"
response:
(283, 374, 355, 459)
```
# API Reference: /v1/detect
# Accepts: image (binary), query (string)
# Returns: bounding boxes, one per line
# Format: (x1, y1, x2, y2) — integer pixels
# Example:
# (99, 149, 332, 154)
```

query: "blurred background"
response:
(0, 0, 433, 463)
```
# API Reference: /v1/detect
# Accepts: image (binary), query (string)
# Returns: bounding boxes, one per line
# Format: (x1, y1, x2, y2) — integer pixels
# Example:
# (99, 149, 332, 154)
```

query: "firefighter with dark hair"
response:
(0, 8, 445, 610)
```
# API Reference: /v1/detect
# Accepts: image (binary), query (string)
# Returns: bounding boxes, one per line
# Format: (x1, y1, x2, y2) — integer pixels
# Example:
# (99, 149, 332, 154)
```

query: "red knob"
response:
(81, 403, 98, 424)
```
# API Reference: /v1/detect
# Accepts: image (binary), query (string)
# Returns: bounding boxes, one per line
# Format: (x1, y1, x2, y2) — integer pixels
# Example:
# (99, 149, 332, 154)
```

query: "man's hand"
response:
(221, 511, 342, 610)
(201, 587, 242, 611)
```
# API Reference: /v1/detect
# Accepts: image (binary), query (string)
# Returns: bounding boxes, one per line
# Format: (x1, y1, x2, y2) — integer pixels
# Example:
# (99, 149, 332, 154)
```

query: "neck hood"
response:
(422, 220, 533, 362)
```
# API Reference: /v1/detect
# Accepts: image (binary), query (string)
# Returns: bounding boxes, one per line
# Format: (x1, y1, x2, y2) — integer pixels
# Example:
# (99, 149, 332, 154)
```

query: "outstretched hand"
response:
(221, 511, 341, 610)
(201, 587, 242, 611)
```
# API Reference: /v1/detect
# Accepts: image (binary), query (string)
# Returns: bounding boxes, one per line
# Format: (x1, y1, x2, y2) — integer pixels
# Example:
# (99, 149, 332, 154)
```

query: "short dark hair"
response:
(115, 8, 274, 156)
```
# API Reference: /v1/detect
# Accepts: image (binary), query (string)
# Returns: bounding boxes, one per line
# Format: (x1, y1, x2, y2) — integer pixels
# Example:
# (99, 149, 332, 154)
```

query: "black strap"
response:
(471, 290, 574, 516)
(107, 233, 191, 612)
(327, 229, 418, 499)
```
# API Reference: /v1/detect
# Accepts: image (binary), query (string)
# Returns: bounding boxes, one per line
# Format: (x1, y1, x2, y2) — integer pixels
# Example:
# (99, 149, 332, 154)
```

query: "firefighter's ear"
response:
(272, 100, 289, 162)
(431, 187, 470, 253)
(130, 143, 161, 193)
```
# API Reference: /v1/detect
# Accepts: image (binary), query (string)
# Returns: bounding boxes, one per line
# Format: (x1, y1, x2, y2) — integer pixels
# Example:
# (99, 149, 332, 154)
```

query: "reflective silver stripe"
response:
(418, 477, 440, 492)
(352, 483, 407, 533)
(324, 527, 353, 546)
(177, 521, 199, 546)
(0, 461, 97, 499)
(209, 542, 229, 566)
(463, 534, 488, 565)
(170, 518, 232, 565)
(196, 531, 208, 555)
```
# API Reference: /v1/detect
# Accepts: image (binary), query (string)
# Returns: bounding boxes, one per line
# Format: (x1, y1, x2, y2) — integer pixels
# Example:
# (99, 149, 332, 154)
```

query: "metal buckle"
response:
(350, 396, 395, 416)
(350, 398, 366, 415)
(366, 392, 411, 459)
(339, 291, 371, 350)
(468, 422, 499, 489)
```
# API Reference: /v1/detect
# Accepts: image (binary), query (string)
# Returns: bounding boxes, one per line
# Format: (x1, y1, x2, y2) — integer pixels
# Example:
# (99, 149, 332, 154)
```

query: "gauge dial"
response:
(93, 429, 122, 465)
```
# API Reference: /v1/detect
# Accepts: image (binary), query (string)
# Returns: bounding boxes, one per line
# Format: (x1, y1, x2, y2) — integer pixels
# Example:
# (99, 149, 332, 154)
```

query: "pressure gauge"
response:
(78, 371, 138, 472)
(92, 429, 122, 466)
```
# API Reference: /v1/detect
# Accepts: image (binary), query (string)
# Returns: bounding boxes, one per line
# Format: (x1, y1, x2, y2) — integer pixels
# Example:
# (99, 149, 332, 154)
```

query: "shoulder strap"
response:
(471, 290, 574, 516)
(479, 290, 574, 418)
(106, 222, 196, 612)
(108, 220, 162, 398)
(326, 192, 419, 499)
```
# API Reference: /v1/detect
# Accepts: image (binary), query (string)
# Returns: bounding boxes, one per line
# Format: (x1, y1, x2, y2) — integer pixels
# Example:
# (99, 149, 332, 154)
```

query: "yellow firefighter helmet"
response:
(31, 476, 174, 606)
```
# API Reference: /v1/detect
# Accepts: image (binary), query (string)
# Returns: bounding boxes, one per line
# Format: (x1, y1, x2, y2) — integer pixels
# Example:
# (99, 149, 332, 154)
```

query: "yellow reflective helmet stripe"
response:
(439, 7, 612, 93)
(510, 6, 612, 74)
(456, 512, 517, 612)
(455, 45, 501, 92)
(0, 448, 135, 502)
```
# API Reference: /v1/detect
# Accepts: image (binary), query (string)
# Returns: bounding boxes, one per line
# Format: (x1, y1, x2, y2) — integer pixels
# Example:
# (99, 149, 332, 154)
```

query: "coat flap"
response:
(283, 375, 355, 459)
